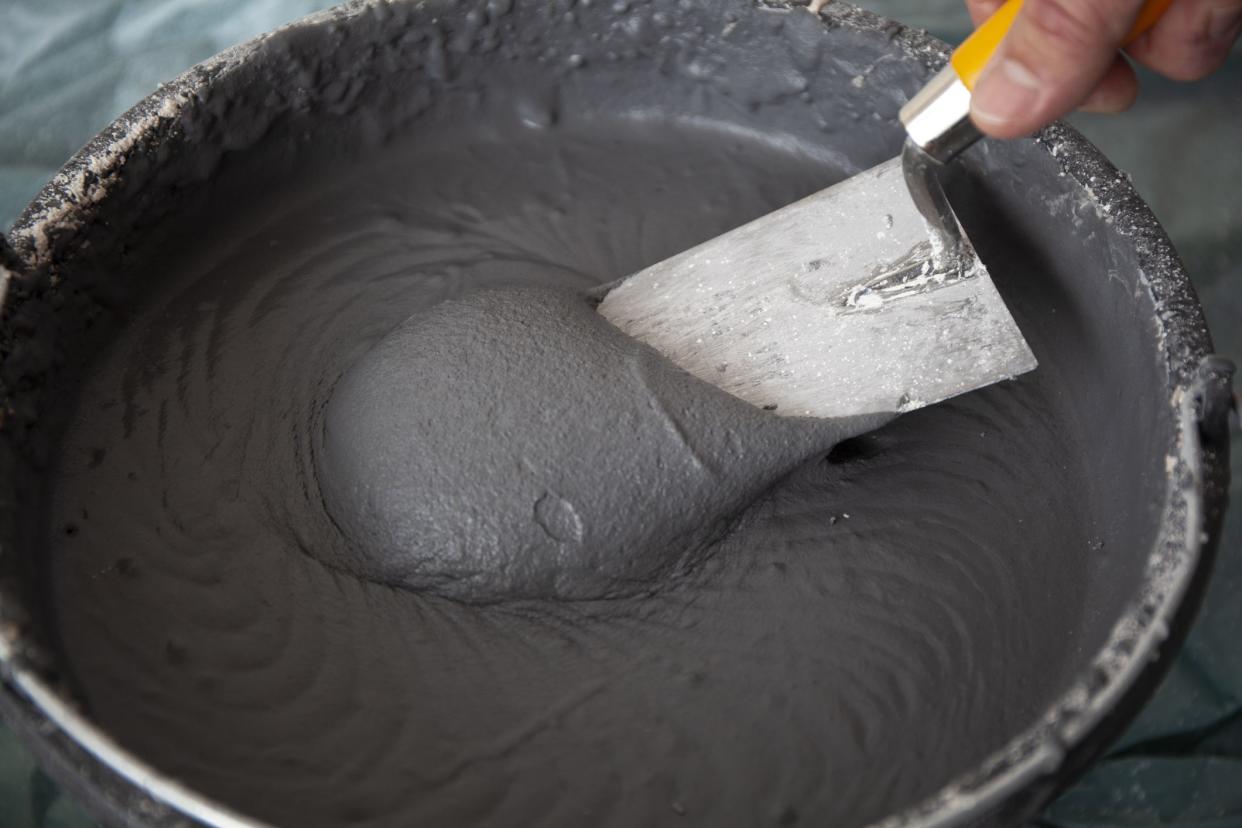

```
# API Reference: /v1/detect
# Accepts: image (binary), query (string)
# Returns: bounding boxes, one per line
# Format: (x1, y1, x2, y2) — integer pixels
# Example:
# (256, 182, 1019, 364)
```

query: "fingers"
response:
(1077, 54, 1140, 112)
(963, 0, 1242, 138)
(1125, 0, 1242, 80)
(968, 0, 1148, 138)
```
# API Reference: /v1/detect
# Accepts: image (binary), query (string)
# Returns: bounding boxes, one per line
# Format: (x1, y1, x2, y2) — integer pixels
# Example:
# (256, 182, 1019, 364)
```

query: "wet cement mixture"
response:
(43, 117, 1096, 828)
(24, 1, 1137, 825)
(318, 284, 891, 603)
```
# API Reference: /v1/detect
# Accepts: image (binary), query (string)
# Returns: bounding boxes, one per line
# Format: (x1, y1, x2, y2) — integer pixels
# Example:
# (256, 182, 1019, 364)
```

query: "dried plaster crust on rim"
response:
(11, 93, 190, 270)
(4, 9, 320, 271)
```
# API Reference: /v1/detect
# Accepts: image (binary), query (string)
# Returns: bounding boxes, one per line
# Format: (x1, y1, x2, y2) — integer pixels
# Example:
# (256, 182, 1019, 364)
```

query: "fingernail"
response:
(970, 57, 1041, 130)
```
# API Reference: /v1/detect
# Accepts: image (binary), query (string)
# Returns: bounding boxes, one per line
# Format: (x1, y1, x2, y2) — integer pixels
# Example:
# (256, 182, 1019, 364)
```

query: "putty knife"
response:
(599, 0, 1172, 419)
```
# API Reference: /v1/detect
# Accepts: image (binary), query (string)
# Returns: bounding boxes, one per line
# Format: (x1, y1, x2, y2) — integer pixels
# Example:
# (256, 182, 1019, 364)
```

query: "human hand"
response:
(966, 0, 1242, 138)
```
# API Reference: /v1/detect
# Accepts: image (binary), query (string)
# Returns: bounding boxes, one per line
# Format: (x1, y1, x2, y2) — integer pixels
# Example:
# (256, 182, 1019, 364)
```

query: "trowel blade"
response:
(597, 155, 1037, 419)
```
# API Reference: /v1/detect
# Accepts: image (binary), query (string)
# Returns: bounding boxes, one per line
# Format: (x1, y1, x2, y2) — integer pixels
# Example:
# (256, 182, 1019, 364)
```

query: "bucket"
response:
(0, 1, 1232, 826)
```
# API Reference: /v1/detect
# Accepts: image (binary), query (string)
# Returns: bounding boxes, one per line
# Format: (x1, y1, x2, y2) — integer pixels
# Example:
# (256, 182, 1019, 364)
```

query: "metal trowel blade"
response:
(597, 155, 1037, 419)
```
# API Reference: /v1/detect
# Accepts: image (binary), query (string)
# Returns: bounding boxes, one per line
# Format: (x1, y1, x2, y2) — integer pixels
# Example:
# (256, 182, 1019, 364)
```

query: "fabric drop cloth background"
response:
(0, 0, 1238, 826)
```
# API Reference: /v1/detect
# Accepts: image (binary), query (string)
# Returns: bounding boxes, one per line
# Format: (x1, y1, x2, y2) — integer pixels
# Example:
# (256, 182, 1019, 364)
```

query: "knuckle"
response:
(1022, 0, 1126, 51)
(1138, 9, 1240, 82)
(1166, 6, 1242, 78)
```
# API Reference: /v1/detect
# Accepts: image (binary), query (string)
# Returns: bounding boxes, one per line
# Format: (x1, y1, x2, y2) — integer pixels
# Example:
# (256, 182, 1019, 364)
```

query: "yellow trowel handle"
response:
(900, 0, 1174, 162)
(952, 0, 1175, 90)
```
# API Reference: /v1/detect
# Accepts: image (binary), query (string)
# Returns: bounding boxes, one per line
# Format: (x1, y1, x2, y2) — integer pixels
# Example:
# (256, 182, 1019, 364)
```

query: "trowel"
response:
(599, 0, 1171, 419)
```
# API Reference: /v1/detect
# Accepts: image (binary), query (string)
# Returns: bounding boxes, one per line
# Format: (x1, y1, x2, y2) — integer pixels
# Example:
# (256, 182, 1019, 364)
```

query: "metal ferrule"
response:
(899, 64, 982, 164)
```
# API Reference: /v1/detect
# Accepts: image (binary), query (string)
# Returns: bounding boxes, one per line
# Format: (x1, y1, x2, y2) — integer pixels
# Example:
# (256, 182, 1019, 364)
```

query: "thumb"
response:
(970, 0, 1146, 138)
